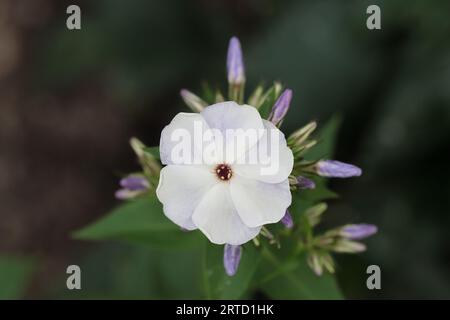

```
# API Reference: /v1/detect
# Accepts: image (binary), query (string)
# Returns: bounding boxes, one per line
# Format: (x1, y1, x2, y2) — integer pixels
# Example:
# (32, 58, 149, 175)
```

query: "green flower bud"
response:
(180, 89, 207, 112)
(248, 85, 265, 108)
(304, 203, 328, 227)
(288, 121, 317, 146)
(130, 137, 161, 178)
(332, 239, 366, 253)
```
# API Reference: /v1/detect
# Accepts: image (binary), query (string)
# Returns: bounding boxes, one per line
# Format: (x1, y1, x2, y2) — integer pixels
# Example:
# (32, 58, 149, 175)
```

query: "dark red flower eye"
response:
(215, 164, 232, 181)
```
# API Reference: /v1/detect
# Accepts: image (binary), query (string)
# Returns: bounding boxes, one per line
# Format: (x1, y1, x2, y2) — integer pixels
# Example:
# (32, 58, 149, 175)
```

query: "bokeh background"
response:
(1, 0, 449, 299)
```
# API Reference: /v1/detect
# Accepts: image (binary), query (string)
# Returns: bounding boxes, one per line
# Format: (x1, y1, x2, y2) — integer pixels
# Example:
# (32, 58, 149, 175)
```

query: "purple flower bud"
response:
(316, 160, 362, 178)
(116, 175, 149, 200)
(119, 176, 149, 191)
(281, 210, 294, 229)
(296, 176, 316, 189)
(223, 244, 242, 276)
(269, 89, 292, 126)
(227, 37, 245, 85)
(341, 224, 378, 240)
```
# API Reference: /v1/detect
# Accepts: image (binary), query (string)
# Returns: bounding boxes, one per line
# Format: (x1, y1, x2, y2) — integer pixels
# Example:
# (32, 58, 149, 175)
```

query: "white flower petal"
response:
(192, 182, 261, 245)
(230, 175, 291, 228)
(233, 120, 293, 183)
(200, 102, 264, 163)
(156, 165, 217, 230)
(159, 112, 215, 165)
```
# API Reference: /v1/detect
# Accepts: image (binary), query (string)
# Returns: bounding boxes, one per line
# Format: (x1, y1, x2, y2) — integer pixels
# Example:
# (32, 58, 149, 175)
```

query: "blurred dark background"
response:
(0, 0, 449, 299)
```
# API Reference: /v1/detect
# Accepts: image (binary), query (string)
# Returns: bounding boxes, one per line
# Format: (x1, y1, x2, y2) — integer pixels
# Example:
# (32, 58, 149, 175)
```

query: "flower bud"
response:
(180, 89, 207, 112)
(340, 224, 378, 240)
(223, 244, 242, 276)
(321, 252, 335, 274)
(304, 203, 327, 227)
(307, 251, 336, 276)
(315, 160, 362, 178)
(295, 176, 316, 189)
(268, 89, 292, 126)
(332, 239, 366, 253)
(307, 252, 323, 276)
(280, 210, 294, 229)
(119, 176, 149, 191)
(130, 137, 161, 177)
(288, 121, 317, 146)
(215, 90, 225, 103)
(248, 85, 264, 108)
(115, 175, 150, 200)
(115, 189, 142, 200)
(227, 37, 245, 85)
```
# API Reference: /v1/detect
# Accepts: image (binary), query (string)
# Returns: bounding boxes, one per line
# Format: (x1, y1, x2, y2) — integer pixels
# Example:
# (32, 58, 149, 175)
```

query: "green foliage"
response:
(74, 196, 204, 249)
(55, 244, 204, 299)
(260, 251, 342, 299)
(0, 256, 35, 299)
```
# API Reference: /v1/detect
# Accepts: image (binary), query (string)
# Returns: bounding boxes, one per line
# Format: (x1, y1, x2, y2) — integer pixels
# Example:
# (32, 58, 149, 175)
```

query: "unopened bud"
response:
(268, 89, 292, 126)
(340, 224, 378, 240)
(288, 121, 317, 146)
(280, 210, 294, 229)
(304, 203, 327, 227)
(180, 89, 207, 112)
(223, 244, 242, 276)
(227, 37, 245, 86)
(332, 239, 366, 253)
(315, 160, 362, 178)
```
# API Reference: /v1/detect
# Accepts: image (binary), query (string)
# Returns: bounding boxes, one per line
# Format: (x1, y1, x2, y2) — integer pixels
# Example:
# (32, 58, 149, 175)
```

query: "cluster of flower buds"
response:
(288, 121, 318, 159)
(129, 137, 161, 181)
(115, 138, 161, 199)
(303, 203, 377, 275)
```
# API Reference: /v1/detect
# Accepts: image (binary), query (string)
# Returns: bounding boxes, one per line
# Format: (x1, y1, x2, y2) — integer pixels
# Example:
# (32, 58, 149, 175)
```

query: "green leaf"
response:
(203, 243, 260, 299)
(0, 256, 35, 299)
(260, 250, 342, 300)
(73, 196, 204, 249)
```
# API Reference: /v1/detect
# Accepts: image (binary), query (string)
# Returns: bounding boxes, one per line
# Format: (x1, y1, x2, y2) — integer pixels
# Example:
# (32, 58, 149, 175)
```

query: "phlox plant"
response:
(74, 37, 376, 300)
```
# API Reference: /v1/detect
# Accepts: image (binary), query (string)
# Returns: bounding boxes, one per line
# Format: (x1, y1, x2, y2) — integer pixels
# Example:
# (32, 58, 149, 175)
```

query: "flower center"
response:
(215, 164, 232, 181)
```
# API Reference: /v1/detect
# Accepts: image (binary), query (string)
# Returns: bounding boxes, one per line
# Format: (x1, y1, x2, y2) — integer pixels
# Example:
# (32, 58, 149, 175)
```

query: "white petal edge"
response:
(156, 165, 217, 230)
(192, 182, 261, 245)
(233, 120, 294, 183)
(230, 175, 292, 228)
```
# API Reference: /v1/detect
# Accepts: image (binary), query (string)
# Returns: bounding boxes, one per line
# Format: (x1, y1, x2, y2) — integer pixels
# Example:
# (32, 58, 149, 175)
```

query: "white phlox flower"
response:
(156, 101, 294, 245)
